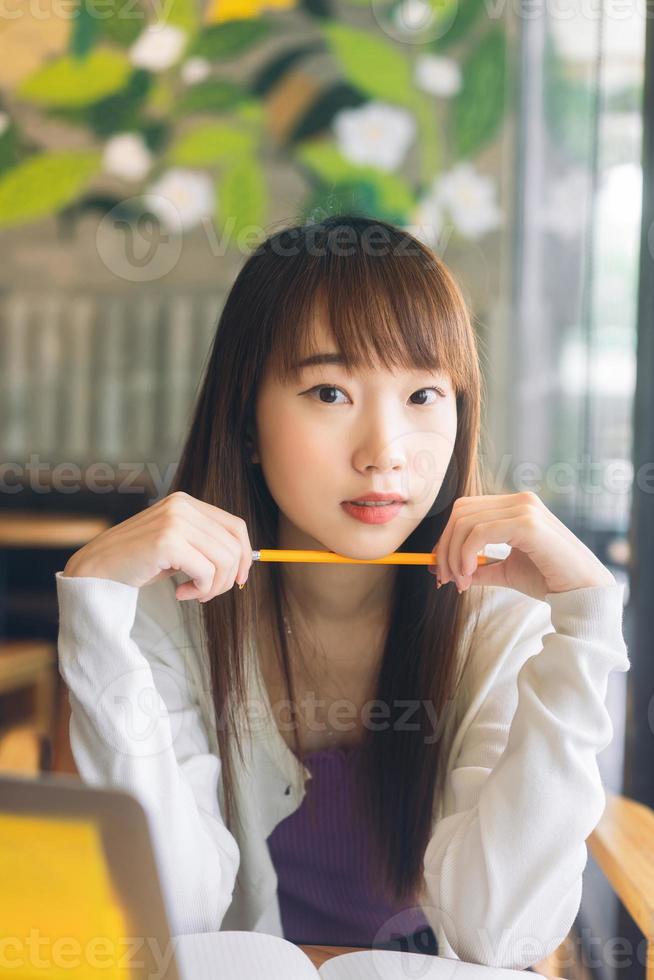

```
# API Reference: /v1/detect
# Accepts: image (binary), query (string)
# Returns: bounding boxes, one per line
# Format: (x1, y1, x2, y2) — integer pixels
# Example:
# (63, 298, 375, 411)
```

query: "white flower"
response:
(414, 54, 461, 97)
(102, 132, 153, 182)
(144, 168, 215, 233)
(393, 0, 434, 34)
(129, 24, 187, 72)
(333, 102, 416, 172)
(180, 56, 211, 85)
(434, 162, 503, 239)
(408, 194, 444, 247)
(0, 112, 10, 137)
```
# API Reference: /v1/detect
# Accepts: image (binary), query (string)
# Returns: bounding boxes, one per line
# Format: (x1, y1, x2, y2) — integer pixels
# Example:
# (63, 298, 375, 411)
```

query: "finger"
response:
(458, 518, 523, 580)
(175, 494, 253, 583)
(163, 492, 253, 585)
(447, 505, 525, 581)
(193, 524, 241, 600)
(434, 497, 481, 584)
(433, 506, 460, 585)
(170, 522, 241, 600)
(164, 540, 219, 601)
(172, 507, 248, 585)
(467, 555, 510, 588)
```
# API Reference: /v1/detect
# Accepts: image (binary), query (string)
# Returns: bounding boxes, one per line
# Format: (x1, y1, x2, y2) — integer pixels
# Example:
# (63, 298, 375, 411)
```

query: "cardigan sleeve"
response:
(420, 582, 630, 969)
(55, 570, 240, 937)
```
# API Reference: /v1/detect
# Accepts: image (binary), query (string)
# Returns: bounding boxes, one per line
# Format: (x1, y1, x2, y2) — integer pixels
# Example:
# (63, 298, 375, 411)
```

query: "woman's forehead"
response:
(298, 321, 450, 380)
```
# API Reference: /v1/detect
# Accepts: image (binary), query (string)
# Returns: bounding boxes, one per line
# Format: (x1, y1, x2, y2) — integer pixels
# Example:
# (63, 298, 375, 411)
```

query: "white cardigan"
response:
(55, 569, 630, 969)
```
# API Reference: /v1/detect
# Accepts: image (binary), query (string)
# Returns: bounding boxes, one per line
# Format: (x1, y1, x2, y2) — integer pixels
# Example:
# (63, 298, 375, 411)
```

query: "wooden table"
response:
(0, 511, 111, 745)
(0, 511, 110, 634)
(0, 640, 56, 735)
(0, 512, 110, 548)
(299, 945, 361, 968)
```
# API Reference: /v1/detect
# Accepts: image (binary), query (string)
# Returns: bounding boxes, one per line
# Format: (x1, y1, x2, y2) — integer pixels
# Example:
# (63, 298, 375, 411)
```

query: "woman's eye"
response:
(409, 388, 444, 406)
(306, 386, 444, 405)
(308, 385, 348, 404)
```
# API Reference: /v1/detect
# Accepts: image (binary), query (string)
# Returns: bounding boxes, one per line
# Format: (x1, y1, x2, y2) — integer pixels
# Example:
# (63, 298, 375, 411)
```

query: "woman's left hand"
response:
(432, 491, 617, 601)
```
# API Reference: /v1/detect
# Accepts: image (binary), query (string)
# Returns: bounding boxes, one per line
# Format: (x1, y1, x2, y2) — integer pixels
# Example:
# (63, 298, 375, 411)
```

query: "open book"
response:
(174, 931, 549, 980)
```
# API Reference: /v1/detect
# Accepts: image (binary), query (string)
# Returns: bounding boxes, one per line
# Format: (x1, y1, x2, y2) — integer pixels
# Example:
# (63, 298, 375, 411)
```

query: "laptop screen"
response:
(0, 811, 133, 979)
(0, 776, 181, 980)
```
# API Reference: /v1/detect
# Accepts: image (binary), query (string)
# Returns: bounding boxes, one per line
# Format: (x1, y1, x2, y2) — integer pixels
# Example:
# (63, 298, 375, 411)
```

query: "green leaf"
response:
(188, 20, 271, 59)
(452, 27, 507, 158)
(234, 100, 264, 125)
(70, 0, 101, 59)
(18, 49, 131, 107)
(174, 79, 246, 115)
(163, 0, 199, 32)
(142, 120, 170, 153)
(251, 42, 324, 97)
(322, 23, 415, 107)
(0, 124, 18, 176)
(0, 151, 101, 228)
(217, 157, 266, 239)
(87, 0, 146, 46)
(431, 0, 486, 51)
(87, 69, 151, 136)
(286, 82, 366, 144)
(169, 122, 254, 165)
(297, 140, 414, 216)
(299, 0, 331, 19)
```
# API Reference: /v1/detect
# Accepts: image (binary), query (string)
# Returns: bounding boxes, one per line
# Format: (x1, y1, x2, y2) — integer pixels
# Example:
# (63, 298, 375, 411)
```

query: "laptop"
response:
(0, 772, 183, 980)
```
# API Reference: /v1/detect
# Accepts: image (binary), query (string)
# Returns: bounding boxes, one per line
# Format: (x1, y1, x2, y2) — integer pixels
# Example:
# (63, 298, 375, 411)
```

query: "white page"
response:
(173, 931, 320, 980)
(319, 949, 542, 980)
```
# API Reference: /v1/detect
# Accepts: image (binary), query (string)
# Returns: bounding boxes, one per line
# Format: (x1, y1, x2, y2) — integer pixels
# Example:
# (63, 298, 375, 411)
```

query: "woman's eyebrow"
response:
(294, 352, 345, 369)
(294, 353, 448, 381)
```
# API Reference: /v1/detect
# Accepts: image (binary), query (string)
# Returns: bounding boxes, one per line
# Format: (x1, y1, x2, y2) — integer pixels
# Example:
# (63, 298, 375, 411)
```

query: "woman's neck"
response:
(256, 564, 393, 699)
(276, 515, 397, 628)
(282, 561, 396, 628)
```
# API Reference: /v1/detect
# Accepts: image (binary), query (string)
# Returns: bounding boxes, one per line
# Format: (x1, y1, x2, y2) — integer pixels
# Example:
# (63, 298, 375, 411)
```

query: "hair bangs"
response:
(258, 222, 474, 396)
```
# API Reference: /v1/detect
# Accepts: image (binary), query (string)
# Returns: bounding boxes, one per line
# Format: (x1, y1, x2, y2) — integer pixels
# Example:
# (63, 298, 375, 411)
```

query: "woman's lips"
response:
(340, 501, 404, 525)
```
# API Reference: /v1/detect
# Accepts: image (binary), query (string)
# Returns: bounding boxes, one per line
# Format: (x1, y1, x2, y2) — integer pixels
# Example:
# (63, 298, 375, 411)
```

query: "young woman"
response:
(57, 215, 629, 969)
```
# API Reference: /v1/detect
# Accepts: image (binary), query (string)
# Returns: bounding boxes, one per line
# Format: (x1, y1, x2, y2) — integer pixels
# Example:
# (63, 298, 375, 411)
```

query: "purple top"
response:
(266, 744, 436, 949)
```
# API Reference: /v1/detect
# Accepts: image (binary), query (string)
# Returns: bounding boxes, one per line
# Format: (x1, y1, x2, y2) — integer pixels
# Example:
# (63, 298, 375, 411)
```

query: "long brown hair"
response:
(170, 214, 490, 907)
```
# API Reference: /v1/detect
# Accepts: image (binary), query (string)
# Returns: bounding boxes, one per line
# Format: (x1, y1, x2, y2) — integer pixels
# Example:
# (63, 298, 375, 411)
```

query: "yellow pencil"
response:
(251, 549, 503, 567)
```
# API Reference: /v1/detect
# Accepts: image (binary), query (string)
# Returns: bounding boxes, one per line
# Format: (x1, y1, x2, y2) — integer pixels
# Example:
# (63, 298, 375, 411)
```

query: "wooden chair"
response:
(52, 675, 78, 775)
(0, 724, 51, 775)
(533, 792, 654, 980)
(0, 511, 110, 773)
(0, 640, 57, 736)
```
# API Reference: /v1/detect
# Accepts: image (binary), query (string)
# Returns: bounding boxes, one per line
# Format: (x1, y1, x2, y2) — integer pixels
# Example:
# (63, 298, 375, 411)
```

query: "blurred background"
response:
(0, 1, 652, 978)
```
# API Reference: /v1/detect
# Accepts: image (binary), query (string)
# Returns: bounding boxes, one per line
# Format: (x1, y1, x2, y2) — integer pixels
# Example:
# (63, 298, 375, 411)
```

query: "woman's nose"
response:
(352, 427, 409, 474)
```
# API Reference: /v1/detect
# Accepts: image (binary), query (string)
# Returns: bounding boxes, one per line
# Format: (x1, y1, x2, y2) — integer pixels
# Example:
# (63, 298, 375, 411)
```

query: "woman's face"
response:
(252, 312, 458, 558)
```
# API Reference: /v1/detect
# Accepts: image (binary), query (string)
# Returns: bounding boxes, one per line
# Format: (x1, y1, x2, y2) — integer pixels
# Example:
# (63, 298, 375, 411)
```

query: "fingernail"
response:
(238, 582, 246, 590)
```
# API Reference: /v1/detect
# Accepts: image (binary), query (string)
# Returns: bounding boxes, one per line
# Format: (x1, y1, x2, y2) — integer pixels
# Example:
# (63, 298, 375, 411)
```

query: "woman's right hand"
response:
(62, 491, 253, 602)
